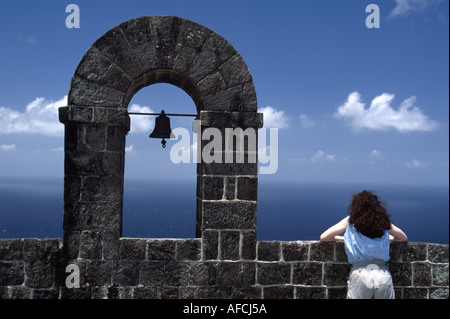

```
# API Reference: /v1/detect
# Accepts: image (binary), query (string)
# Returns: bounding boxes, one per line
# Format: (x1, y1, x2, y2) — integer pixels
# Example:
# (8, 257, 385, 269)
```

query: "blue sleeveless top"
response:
(344, 222, 390, 264)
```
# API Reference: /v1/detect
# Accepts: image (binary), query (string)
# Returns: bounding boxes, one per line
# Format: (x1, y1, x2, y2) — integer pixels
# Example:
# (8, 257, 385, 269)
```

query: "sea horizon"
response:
(0, 176, 448, 244)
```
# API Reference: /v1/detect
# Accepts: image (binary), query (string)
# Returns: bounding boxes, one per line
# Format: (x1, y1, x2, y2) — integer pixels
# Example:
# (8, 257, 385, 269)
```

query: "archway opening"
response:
(122, 83, 198, 239)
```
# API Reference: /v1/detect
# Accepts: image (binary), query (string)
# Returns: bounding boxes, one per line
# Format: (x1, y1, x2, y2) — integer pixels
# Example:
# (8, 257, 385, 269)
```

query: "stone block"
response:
(68, 75, 125, 108)
(390, 262, 412, 286)
(199, 176, 224, 200)
(221, 231, 240, 260)
(241, 230, 256, 260)
(323, 263, 350, 286)
(263, 286, 294, 299)
(200, 111, 263, 129)
(237, 176, 258, 201)
(202, 84, 257, 112)
(293, 262, 323, 286)
(428, 244, 449, 263)
(0, 262, 24, 286)
(176, 239, 201, 261)
(63, 202, 121, 231)
(202, 201, 256, 230)
(150, 16, 182, 69)
(199, 162, 258, 176)
(403, 287, 428, 299)
(413, 263, 431, 286)
(0, 239, 23, 260)
(202, 230, 219, 260)
(79, 231, 102, 260)
(390, 241, 408, 261)
(81, 176, 122, 202)
(102, 230, 120, 260)
(282, 242, 309, 261)
(119, 16, 153, 49)
(63, 231, 80, 260)
(113, 260, 141, 286)
(106, 125, 127, 152)
(164, 261, 190, 286)
(63, 176, 82, 203)
(92, 26, 141, 79)
(430, 288, 449, 299)
(119, 238, 146, 260)
(32, 289, 59, 299)
(218, 54, 252, 88)
(75, 47, 132, 92)
(224, 177, 236, 200)
(133, 287, 158, 299)
(86, 260, 112, 286)
(295, 287, 326, 299)
(256, 263, 290, 286)
(140, 262, 165, 286)
(65, 151, 122, 176)
(432, 264, 449, 286)
(257, 241, 281, 261)
(37, 239, 63, 262)
(326, 287, 347, 299)
(309, 241, 334, 261)
(406, 243, 427, 262)
(147, 240, 176, 261)
(335, 241, 347, 262)
(190, 262, 217, 286)
(187, 32, 236, 83)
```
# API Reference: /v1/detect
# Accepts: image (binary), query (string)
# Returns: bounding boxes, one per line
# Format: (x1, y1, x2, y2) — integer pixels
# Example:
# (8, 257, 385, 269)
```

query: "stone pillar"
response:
(59, 106, 130, 262)
(197, 111, 263, 261)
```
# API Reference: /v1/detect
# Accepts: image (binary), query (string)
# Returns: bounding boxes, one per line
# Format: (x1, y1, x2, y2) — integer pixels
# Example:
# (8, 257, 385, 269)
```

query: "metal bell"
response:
(149, 110, 174, 148)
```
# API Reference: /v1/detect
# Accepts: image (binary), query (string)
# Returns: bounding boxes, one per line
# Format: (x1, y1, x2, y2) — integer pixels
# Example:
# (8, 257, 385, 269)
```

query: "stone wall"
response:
(1, 238, 448, 299)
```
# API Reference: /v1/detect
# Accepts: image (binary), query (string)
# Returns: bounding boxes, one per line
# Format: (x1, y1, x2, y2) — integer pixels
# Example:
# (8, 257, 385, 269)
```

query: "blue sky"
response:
(0, 0, 448, 186)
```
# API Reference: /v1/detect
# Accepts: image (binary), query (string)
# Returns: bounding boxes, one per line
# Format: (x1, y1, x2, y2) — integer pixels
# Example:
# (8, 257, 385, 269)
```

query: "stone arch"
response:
(59, 16, 263, 261)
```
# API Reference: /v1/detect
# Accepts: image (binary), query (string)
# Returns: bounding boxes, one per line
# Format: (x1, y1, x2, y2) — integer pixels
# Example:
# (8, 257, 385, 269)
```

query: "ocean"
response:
(0, 177, 448, 244)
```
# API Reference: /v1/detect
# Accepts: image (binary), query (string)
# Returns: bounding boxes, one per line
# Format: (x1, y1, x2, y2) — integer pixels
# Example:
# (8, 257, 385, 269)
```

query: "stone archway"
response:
(59, 16, 263, 261)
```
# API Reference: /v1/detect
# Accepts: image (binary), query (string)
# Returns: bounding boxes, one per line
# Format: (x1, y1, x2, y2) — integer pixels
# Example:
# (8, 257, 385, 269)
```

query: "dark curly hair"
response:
(348, 190, 392, 239)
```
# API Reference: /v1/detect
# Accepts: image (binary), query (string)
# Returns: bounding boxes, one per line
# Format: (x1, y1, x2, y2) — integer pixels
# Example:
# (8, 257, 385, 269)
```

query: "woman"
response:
(320, 190, 407, 299)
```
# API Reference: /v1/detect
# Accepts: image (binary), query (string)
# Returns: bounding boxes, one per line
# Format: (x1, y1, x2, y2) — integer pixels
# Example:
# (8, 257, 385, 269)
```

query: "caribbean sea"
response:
(0, 177, 448, 244)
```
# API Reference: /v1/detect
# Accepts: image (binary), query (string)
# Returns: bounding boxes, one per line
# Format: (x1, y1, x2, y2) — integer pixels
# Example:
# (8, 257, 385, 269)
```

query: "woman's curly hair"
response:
(348, 190, 392, 239)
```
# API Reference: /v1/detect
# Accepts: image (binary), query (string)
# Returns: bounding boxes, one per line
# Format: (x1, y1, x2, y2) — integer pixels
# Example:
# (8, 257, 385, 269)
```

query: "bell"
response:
(149, 110, 174, 148)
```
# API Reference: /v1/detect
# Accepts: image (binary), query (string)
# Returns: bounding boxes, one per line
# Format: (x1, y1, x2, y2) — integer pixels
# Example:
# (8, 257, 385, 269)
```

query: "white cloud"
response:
(128, 104, 155, 134)
(125, 145, 134, 153)
(406, 159, 426, 168)
(370, 149, 385, 160)
(299, 114, 315, 129)
(335, 92, 438, 133)
(0, 96, 67, 137)
(311, 150, 336, 162)
(389, 0, 441, 18)
(258, 106, 289, 129)
(0, 144, 16, 152)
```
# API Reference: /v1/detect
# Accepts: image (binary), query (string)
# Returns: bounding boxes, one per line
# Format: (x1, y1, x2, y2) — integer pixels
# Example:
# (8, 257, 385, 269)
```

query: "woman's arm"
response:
(320, 217, 348, 242)
(389, 224, 408, 242)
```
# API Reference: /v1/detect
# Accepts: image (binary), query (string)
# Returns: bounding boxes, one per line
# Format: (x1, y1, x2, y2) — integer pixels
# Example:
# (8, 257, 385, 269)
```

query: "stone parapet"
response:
(1, 238, 447, 299)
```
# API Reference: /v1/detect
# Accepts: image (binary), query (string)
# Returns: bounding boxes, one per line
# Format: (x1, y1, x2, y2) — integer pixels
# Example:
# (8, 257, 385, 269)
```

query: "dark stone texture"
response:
(257, 241, 281, 261)
(202, 201, 256, 230)
(256, 262, 291, 285)
(293, 262, 323, 286)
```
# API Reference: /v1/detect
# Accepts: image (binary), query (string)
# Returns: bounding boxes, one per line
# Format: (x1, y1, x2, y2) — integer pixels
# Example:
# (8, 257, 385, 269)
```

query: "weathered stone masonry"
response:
(0, 239, 448, 299)
(0, 16, 448, 299)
